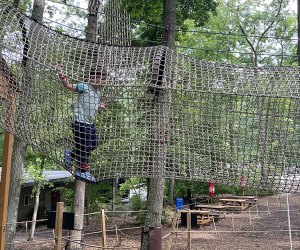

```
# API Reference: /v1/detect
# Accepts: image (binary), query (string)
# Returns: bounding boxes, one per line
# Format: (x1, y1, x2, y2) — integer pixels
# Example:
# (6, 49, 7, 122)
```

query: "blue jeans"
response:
(71, 121, 99, 165)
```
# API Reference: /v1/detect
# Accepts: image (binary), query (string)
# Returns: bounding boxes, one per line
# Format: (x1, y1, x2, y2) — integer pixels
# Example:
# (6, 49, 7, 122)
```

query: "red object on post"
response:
(240, 175, 247, 189)
(209, 179, 215, 199)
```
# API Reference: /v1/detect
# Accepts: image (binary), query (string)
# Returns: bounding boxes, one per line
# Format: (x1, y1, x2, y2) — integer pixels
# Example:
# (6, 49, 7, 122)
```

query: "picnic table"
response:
(179, 209, 213, 226)
(221, 195, 258, 206)
(218, 198, 249, 210)
(195, 204, 226, 219)
(195, 204, 226, 210)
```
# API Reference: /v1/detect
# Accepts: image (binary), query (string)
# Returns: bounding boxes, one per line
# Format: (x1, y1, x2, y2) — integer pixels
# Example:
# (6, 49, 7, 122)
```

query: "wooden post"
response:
(54, 202, 64, 250)
(0, 84, 16, 250)
(0, 131, 14, 250)
(187, 210, 191, 250)
(166, 211, 178, 250)
(100, 209, 107, 249)
(115, 225, 119, 246)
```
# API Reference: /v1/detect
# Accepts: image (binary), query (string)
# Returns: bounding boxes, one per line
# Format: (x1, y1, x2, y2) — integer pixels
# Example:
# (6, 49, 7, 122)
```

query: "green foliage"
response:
(23, 147, 56, 194)
(122, 0, 217, 45)
(177, 0, 296, 66)
(131, 194, 147, 211)
(161, 206, 175, 226)
(119, 178, 147, 223)
(119, 178, 147, 196)
(173, 180, 276, 201)
(53, 185, 74, 211)
(130, 194, 147, 224)
(177, 0, 217, 27)
(55, 180, 116, 212)
(87, 180, 114, 212)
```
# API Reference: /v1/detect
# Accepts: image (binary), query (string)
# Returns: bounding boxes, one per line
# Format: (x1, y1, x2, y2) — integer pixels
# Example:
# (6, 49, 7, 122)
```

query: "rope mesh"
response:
(98, 0, 131, 46)
(0, 2, 300, 191)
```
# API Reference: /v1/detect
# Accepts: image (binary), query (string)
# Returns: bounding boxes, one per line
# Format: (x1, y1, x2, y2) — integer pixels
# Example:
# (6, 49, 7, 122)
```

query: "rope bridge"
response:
(0, 2, 299, 191)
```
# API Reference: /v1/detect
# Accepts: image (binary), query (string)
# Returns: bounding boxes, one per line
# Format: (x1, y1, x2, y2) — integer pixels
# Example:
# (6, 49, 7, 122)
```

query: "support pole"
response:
(286, 193, 292, 250)
(54, 202, 64, 250)
(0, 131, 14, 250)
(100, 209, 107, 249)
(0, 90, 16, 250)
(166, 211, 178, 250)
(187, 210, 191, 250)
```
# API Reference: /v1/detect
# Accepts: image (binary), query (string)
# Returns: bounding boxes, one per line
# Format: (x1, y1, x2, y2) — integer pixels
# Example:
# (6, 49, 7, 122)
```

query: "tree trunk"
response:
(67, 1, 100, 249)
(168, 177, 174, 205)
(28, 184, 40, 241)
(5, 139, 27, 250)
(5, 1, 45, 249)
(141, 1, 176, 249)
(13, 0, 20, 7)
(298, 0, 300, 66)
(112, 178, 117, 211)
(67, 181, 86, 250)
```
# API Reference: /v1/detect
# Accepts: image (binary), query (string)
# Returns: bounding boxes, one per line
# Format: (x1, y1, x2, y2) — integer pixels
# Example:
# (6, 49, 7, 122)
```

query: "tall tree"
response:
(123, 0, 217, 46)
(298, 0, 300, 66)
(26, 154, 52, 241)
(141, 0, 176, 249)
(67, 0, 100, 249)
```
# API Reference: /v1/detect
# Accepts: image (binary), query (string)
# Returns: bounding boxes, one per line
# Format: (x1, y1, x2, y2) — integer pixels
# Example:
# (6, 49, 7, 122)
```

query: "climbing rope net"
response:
(0, 2, 300, 191)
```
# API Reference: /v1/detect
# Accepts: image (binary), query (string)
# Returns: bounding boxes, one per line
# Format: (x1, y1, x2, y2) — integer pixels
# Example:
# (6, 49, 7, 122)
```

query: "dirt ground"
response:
(12, 193, 300, 250)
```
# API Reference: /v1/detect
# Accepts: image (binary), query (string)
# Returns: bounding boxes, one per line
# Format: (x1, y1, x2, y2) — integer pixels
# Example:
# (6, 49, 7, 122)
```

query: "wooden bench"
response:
(219, 198, 249, 210)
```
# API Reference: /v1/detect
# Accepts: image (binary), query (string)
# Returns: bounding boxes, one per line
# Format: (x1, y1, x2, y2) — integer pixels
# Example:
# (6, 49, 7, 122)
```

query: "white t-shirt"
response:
(73, 83, 101, 124)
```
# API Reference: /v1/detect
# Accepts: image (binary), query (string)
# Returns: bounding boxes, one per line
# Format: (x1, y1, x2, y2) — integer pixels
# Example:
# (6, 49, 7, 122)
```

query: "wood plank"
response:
(219, 198, 246, 202)
(195, 204, 226, 210)
(0, 131, 14, 250)
(100, 209, 107, 249)
(166, 211, 179, 250)
(179, 209, 211, 214)
(187, 210, 191, 250)
(54, 202, 64, 250)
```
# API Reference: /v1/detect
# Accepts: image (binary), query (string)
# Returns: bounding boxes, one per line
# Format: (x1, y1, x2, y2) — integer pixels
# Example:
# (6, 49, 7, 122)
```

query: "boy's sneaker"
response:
(80, 163, 89, 171)
(75, 170, 97, 184)
(64, 149, 72, 169)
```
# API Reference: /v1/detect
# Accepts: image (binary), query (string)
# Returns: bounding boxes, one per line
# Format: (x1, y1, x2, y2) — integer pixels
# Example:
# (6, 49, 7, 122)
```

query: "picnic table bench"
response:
(218, 198, 249, 210)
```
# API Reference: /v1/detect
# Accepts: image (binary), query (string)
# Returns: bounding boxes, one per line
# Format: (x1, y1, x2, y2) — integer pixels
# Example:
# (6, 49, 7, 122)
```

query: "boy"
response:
(55, 64, 107, 183)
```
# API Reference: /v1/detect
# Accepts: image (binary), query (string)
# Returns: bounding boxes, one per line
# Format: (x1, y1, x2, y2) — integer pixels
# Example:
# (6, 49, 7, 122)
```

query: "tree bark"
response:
(298, 0, 300, 66)
(5, 1, 45, 249)
(67, 181, 86, 250)
(168, 178, 174, 205)
(28, 184, 41, 241)
(13, 0, 21, 8)
(67, 1, 100, 249)
(5, 139, 27, 250)
(141, 1, 176, 249)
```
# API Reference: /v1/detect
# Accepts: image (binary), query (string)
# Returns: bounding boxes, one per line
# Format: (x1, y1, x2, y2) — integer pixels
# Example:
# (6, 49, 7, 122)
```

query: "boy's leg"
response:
(64, 121, 79, 169)
(72, 121, 82, 165)
(85, 124, 99, 160)
(73, 122, 96, 183)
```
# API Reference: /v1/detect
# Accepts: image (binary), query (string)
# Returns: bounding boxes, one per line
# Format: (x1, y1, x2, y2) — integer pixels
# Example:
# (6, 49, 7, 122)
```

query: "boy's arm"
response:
(98, 102, 106, 111)
(55, 64, 77, 92)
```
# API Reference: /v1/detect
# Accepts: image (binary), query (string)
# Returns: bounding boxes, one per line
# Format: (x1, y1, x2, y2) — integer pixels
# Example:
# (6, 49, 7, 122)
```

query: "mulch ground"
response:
(12, 193, 300, 250)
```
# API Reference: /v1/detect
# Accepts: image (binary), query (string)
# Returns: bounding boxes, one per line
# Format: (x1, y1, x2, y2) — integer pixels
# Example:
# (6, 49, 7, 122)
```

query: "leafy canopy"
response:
(123, 0, 217, 45)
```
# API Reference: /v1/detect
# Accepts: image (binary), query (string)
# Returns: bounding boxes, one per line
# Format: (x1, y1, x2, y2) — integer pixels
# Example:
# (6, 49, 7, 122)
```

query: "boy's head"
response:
(86, 67, 108, 88)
